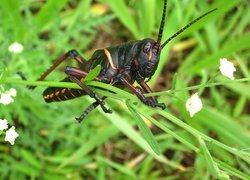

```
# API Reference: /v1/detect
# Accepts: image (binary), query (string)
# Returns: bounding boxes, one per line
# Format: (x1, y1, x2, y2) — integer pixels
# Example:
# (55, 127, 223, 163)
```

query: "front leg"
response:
(117, 69, 165, 109)
(139, 81, 166, 110)
(119, 77, 155, 108)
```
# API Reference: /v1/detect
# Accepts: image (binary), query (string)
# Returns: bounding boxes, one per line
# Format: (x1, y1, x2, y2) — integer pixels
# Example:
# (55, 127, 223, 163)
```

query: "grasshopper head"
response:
(134, 0, 216, 80)
(136, 39, 161, 78)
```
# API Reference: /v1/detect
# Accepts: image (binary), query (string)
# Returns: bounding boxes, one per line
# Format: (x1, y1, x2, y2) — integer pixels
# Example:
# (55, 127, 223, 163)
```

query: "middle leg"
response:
(65, 66, 112, 114)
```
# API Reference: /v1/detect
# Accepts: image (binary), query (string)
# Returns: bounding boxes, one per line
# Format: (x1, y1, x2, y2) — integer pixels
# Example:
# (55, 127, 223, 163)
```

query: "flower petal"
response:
(8, 42, 24, 54)
(0, 93, 14, 105)
(9, 88, 17, 97)
(219, 58, 236, 80)
(5, 126, 19, 145)
(186, 92, 203, 117)
(0, 119, 8, 131)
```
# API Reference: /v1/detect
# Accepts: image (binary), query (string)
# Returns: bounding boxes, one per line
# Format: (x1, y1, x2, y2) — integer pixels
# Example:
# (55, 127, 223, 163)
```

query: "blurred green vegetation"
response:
(0, 0, 250, 179)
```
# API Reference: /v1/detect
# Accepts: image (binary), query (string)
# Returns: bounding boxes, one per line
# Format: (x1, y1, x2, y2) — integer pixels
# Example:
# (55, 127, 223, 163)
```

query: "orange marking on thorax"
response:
(80, 77, 84, 82)
(103, 48, 120, 70)
(50, 94, 54, 98)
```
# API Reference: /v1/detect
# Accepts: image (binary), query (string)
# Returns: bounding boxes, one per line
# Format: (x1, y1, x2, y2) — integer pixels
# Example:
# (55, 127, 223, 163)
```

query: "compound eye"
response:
(143, 42, 151, 53)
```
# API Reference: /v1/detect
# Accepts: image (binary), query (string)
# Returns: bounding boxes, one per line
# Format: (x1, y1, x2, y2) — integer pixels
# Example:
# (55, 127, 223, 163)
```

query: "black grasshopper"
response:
(27, 0, 216, 123)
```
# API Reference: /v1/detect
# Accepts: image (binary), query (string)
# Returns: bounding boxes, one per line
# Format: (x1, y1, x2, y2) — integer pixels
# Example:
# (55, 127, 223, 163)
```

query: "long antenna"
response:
(157, 0, 167, 44)
(161, 8, 217, 48)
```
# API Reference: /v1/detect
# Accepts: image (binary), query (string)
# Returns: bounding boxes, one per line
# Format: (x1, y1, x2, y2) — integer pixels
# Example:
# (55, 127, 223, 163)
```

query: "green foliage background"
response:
(0, 0, 249, 179)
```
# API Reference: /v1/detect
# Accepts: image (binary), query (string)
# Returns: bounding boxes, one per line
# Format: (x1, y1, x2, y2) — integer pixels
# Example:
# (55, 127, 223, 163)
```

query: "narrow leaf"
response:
(35, 0, 68, 31)
(199, 137, 219, 178)
(84, 65, 101, 82)
(103, 0, 139, 38)
(127, 103, 161, 155)
(20, 149, 43, 169)
(98, 156, 135, 177)
(58, 125, 119, 169)
(171, 73, 178, 90)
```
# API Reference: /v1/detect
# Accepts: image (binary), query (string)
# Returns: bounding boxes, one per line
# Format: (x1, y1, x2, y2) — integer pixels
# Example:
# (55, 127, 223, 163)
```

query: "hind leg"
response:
(38, 49, 87, 81)
(27, 50, 87, 89)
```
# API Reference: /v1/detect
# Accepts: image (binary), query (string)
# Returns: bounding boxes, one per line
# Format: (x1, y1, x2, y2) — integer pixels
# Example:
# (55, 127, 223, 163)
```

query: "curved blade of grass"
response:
(187, 33, 250, 73)
(20, 149, 43, 169)
(35, 0, 69, 31)
(2, 79, 135, 100)
(198, 107, 250, 149)
(157, 110, 250, 164)
(131, 103, 198, 153)
(223, 80, 250, 99)
(97, 156, 135, 177)
(139, 0, 155, 38)
(84, 65, 101, 82)
(127, 102, 161, 155)
(198, 137, 219, 178)
(103, 0, 139, 38)
(100, 109, 182, 169)
(215, 158, 250, 179)
(13, 162, 40, 177)
(66, 0, 91, 31)
(58, 125, 119, 169)
(0, 69, 7, 83)
(0, 0, 26, 40)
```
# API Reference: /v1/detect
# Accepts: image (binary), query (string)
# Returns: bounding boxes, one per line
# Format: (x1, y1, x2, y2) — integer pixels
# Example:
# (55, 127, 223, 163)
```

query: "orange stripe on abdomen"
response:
(43, 87, 85, 103)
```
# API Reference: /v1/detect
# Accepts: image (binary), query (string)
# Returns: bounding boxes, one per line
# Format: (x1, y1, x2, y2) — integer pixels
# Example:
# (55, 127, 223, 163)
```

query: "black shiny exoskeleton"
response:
(30, 0, 216, 122)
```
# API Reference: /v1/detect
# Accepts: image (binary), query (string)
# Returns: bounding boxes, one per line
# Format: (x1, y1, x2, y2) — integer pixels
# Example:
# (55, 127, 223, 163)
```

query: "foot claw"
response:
(98, 99, 112, 114)
(156, 103, 166, 110)
(101, 105, 112, 114)
(75, 118, 81, 124)
(145, 100, 166, 110)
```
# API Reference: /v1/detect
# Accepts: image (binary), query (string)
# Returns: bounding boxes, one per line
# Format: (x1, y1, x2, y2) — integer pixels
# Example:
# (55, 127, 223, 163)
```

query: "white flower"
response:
(0, 119, 8, 131)
(0, 93, 14, 105)
(5, 126, 19, 145)
(8, 88, 17, 97)
(8, 42, 24, 54)
(0, 88, 17, 105)
(219, 58, 236, 80)
(186, 92, 203, 117)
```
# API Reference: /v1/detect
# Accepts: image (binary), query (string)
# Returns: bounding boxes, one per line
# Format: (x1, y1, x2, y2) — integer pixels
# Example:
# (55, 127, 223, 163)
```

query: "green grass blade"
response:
(139, 0, 155, 38)
(187, 33, 250, 74)
(97, 156, 136, 177)
(102, 0, 139, 38)
(127, 102, 161, 155)
(58, 125, 119, 169)
(35, 0, 69, 31)
(66, 0, 91, 31)
(101, 110, 181, 169)
(20, 149, 43, 169)
(198, 137, 219, 178)
(84, 65, 101, 82)
(215, 158, 250, 179)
